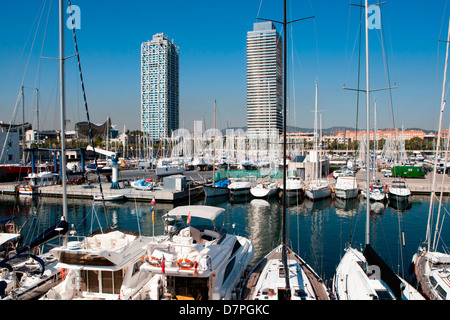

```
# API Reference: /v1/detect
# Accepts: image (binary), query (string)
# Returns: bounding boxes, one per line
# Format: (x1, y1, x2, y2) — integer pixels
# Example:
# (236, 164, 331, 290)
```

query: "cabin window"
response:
(223, 257, 236, 284)
(431, 276, 447, 299)
(102, 271, 113, 293)
(172, 277, 208, 300)
(132, 260, 143, 277)
(81, 270, 123, 294)
(375, 290, 394, 300)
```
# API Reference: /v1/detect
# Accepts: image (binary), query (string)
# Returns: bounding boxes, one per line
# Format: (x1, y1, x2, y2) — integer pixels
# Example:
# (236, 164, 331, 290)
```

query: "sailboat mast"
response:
(59, 0, 68, 225)
(364, 0, 370, 247)
(282, 0, 287, 246)
(426, 18, 450, 251)
(281, 0, 290, 296)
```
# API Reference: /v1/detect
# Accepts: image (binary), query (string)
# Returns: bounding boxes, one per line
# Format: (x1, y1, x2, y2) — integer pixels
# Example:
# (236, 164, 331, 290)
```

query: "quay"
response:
(0, 169, 213, 203)
(354, 170, 450, 196)
(0, 167, 448, 203)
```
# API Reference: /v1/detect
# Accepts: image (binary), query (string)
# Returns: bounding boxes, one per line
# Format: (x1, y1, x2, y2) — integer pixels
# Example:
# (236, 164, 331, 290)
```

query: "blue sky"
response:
(0, 0, 449, 133)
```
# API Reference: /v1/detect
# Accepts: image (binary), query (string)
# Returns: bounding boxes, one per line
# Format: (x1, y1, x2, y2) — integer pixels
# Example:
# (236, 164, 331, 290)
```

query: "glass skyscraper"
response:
(246, 21, 283, 135)
(141, 33, 179, 139)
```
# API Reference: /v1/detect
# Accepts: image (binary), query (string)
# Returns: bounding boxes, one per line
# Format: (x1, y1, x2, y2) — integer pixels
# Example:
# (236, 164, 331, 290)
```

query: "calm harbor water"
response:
(1, 192, 449, 284)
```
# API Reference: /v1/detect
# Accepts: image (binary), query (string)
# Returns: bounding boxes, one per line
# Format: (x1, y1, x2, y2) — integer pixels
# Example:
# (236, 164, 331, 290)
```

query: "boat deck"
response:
(415, 251, 440, 300)
(241, 246, 329, 300)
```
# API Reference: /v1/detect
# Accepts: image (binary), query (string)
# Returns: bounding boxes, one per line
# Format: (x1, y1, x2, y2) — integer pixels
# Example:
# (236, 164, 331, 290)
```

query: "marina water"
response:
(1, 193, 449, 285)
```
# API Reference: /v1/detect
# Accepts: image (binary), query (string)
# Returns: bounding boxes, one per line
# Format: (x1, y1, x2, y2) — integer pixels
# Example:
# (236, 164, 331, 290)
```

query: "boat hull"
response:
(250, 183, 278, 198)
(203, 184, 229, 197)
(334, 188, 358, 199)
(305, 186, 331, 201)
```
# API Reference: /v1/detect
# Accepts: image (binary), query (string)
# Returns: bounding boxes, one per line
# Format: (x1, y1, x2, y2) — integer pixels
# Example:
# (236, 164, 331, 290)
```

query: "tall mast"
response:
(281, 0, 290, 296)
(426, 18, 450, 251)
(22, 85, 25, 163)
(364, 0, 371, 247)
(59, 0, 68, 224)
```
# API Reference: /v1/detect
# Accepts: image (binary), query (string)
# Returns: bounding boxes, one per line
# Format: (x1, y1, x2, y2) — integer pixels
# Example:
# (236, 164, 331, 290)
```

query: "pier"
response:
(0, 169, 211, 203)
(0, 167, 448, 203)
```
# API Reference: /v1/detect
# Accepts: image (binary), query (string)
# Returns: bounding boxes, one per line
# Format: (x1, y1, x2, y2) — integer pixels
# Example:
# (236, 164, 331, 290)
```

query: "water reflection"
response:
(1, 193, 450, 281)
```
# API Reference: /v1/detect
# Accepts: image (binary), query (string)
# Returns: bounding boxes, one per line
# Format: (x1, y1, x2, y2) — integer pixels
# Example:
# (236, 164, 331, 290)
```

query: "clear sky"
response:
(1, 0, 449, 134)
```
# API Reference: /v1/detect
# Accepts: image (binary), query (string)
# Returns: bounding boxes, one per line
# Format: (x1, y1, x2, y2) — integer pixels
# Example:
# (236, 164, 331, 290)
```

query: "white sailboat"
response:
(134, 205, 254, 300)
(250, 181, 278, 198)
(240, 1, 330, 301)
(305, 81, 331, 201)
(332, 1, 424, 300)
(203, 101, 230, 198)
(413, 17, 450, 300)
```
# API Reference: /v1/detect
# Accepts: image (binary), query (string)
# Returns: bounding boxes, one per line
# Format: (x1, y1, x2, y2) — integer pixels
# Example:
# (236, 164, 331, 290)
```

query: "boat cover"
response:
(166, 205, 225, 221)
(364, 244, 402, 300)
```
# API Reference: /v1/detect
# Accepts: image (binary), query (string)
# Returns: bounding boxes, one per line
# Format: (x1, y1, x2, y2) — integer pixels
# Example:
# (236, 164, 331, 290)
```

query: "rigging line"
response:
(355, 0, 363, 157)
(256, 0, 263, 20)
(19, 0, 47, 91)
(306, 0, 320, 76)
(0, 0, 48, 161)
(5, 0, 46, 100)
(68, 0, 110, 227)
(33, 0, 51, 90)
(377, 10, 396, 132)
(433, 0, 449, 132)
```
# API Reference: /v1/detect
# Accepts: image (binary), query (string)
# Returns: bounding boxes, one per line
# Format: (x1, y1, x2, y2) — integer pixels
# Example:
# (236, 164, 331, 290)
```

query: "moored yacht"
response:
(133, 205, 254, 300)
(334, 176, 358, 199)
(250, 181, 278, 198)
(333, 246, 424, 300)
(387, 180, 411, 203)
(41, 230, 154, 300)
(228, 180, 252, 196)
(305, 179, 332, 201)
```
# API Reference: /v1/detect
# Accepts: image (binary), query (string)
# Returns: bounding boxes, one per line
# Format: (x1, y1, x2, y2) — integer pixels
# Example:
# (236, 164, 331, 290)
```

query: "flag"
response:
(151, 197, 156, 223)
(161, 255, 165, 274)
(187, 211, 191, 225)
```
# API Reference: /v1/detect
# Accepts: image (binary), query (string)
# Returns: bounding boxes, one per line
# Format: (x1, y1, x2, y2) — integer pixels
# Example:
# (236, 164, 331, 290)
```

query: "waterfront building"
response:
(0, 122, 21, 164)
(246, 21, 283, 135)
(141, 33, 179, 139)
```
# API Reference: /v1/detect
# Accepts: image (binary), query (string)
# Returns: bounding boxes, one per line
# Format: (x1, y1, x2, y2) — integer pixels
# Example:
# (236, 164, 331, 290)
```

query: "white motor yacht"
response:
(305, 179, 332, 201)
(387, 180, 411, 203)
(334, 176, 358, 199)
(41, 230, 154, 300)
(228, 180, 252, 196)
(133, 205, 254, 300)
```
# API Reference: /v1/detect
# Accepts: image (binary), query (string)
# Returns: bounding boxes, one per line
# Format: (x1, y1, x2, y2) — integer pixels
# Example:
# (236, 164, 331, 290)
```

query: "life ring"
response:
(177, 258, 197, 270)
(60, 268, 66, 280)
(148, 256, 162, 267)
(5, 223, 14, 233)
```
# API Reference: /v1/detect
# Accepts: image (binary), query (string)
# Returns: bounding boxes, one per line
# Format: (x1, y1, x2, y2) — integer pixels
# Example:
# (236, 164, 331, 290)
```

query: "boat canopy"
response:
(166, 205, 225, 222)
